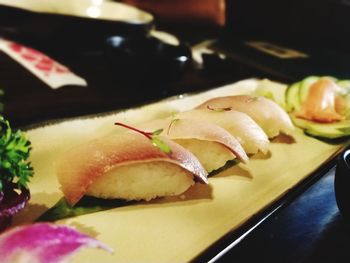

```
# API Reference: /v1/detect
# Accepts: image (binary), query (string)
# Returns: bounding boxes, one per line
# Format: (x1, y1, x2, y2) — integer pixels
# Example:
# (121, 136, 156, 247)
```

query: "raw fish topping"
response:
(196, 95, 294, 138)
(296, 77, 344, 123)
(56, 131, 208, 205)
(285, 76, 350, 138)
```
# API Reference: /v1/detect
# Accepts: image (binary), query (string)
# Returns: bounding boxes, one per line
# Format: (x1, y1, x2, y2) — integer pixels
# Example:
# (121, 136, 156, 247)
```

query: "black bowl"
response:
(105, 35, 192, 82)
(335, 148, 350, 220)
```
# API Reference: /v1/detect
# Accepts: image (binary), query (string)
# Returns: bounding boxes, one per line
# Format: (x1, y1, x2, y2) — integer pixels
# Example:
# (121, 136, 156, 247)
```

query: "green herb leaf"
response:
(151, 135, 172, 154)
(152, 128, 164, 136)
(115, 122, 172, 154)
(167, 118, 179, 135)
(263, 91, 275, 101)
(37, 196, 134, 222)
(0, 116, 33, 191)
(150, 128, 172, 154)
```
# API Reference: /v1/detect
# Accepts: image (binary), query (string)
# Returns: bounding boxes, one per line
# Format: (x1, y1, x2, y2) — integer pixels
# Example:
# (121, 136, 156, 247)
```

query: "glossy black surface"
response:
(335, 148, 350, 221)
(105, 35, 192, 82)
(216, 167, 350, 263)
(211, 39, 350, 81)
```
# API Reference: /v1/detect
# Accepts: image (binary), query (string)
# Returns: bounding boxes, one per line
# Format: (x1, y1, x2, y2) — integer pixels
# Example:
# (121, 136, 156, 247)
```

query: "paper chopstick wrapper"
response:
(0, 38, 87, 89)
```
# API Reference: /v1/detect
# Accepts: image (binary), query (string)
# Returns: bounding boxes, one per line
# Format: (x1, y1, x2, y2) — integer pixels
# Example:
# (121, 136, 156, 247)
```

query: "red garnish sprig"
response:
(115, 122, 153, 139)
(115, 122, 172, 154)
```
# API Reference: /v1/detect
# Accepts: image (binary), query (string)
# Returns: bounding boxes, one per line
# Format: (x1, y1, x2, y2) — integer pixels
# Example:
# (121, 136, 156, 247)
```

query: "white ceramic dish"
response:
(0, 0, 153, 24)
(0, 0, 154, 50)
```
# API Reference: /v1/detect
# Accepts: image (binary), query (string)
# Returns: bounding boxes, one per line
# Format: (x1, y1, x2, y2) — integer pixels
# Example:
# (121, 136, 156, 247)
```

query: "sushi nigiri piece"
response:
(196, 95, 294, 138)
(176, 109, 269, 154)
(56, 131, 208, 206)
(138, 118, 248, 173)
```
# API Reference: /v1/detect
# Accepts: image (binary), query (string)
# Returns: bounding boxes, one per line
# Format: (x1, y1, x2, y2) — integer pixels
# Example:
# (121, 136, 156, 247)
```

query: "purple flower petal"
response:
(0, 223, 113, 263)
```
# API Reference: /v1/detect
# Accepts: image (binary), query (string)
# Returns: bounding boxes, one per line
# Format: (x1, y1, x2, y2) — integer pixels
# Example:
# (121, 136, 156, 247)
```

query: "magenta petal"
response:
(0, 223, 113, 263)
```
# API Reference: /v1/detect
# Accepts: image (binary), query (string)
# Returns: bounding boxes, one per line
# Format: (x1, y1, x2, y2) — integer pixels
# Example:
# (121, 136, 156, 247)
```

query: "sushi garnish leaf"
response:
(247, 96, 259, 102)
(206, 105, 232, 112)
(150, 136, 172, 154)
(115, 122, 172, 154)
(0, 116, 33, 191)
(166, 118, 179, 135)
(37, 196, 134, 222)
(152, 128, 163, 136)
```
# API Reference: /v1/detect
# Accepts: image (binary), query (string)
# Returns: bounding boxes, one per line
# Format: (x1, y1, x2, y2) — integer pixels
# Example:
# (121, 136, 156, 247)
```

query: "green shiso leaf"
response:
(37, 196, 134, 222)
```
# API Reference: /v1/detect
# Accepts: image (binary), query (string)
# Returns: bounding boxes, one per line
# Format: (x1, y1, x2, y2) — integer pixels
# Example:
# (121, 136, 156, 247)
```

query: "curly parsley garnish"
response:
(115, 122, 172, 154)
(0, 116, 33, 191)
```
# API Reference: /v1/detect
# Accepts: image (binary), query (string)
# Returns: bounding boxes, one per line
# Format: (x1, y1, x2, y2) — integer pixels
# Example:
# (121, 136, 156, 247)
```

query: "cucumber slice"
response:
(337, 80, 350, 89)
(298, 76, 320, 103)
(285, 82, 301, 112)
(336, 80, 350, 96)
(255, 79, 287, 109)
(286, 76, 350, 139)
(341, 93, 350, 119)
(292, 117, 350, 139)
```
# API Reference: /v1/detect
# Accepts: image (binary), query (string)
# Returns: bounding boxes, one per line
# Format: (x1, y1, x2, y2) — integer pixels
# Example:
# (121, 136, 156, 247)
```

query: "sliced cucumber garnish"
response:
(292, 117, 350, 139)
(336, 80, 350, 96)
(285, 82, 301, 112)
(255, 79, 287, 109)
(336, 80, 350, 89)
(285, 76, 350, 139)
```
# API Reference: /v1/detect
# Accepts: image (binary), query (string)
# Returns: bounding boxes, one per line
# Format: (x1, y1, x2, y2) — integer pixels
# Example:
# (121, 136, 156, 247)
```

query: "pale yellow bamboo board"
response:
(13, 79, 345, 263)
